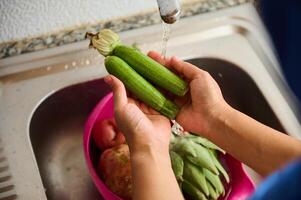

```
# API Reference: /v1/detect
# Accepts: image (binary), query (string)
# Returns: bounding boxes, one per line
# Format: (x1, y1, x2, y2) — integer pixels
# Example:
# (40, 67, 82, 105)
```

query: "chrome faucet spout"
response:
(156, 0, 181, 24)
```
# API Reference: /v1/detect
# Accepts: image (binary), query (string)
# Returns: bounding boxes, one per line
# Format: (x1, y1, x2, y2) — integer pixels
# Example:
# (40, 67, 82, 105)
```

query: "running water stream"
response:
(161, 22, 186, 136)
(161, 22, 171, 58)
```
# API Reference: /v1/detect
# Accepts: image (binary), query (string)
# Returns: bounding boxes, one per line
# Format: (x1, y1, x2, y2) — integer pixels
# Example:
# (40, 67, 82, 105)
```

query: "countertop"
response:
(0, 0, 254, 60)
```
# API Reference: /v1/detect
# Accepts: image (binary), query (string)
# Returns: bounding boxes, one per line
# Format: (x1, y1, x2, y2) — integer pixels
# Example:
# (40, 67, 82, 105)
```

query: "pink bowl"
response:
(83, 93, 256, 200)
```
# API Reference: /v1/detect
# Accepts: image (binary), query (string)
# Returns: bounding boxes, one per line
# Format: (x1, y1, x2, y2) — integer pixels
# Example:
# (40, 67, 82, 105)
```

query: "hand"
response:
(104, 74, 183, 200)
(148, 51, 229, 136)
(104, 75, 172, 156)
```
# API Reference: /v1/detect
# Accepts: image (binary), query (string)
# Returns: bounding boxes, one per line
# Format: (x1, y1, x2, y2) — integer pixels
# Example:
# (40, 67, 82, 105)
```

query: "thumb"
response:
(104, 75, 127, 111)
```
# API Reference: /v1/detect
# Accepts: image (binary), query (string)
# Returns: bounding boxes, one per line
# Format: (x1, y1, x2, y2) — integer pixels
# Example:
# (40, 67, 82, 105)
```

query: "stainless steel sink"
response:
(0, 3, 300, 200)
(29, 58, 286, 199)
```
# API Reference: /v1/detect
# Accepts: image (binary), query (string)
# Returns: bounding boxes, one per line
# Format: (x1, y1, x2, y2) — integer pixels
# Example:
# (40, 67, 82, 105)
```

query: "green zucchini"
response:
(105, 56, 179, 119)
(87, 29, 188, 97)
(113, 45, 188, 96)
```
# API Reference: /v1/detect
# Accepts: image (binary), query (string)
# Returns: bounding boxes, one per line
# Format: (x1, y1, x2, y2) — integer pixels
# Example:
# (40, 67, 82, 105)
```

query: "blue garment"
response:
(249, 160, 301, 200)
(247, 3, 301, 199)
(261, 0, 301, 102)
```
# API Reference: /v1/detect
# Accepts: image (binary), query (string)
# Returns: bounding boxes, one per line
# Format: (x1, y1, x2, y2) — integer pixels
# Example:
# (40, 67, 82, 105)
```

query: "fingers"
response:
(174, 94, 190, 107)
(170, 56, 205, 81)
(129, 98, 159, 115)
(147, 51, 171, 68)
(104, 75, 127, 111)
(105, 74, 160, 117)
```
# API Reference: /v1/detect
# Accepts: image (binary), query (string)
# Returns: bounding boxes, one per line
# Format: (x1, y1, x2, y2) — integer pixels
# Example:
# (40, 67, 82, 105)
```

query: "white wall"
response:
(0, 0, 193, 43)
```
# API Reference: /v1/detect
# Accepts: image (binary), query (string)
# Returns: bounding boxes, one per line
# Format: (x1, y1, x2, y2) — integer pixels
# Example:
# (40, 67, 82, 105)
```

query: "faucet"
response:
(156, 0, 181, 24)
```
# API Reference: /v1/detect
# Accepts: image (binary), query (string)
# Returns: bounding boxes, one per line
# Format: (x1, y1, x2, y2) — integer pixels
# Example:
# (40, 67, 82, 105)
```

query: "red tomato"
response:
(92, 118, 126, 150)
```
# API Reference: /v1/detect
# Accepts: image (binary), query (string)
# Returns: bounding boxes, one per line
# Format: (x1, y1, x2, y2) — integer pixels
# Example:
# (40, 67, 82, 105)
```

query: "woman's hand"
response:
(104, 75, 171, 156)
(148, 51, 301, 176)
(148, 51, 228, 136)
(104, 72, 184, 200)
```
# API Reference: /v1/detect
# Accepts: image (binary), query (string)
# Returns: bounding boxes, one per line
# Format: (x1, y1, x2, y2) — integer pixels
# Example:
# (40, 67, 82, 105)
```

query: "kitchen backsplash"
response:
(0, 0, 254, 59)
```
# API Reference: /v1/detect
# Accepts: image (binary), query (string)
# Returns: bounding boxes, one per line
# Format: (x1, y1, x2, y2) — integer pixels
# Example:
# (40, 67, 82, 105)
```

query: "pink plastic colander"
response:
(83, 93, 256, 200)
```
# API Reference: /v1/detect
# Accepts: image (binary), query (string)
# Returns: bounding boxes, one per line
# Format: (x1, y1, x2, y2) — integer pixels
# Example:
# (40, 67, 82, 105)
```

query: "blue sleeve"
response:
(249, 160, 301, 200)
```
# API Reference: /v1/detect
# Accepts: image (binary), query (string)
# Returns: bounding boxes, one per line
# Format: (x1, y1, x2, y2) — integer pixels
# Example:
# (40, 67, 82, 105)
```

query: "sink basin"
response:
(29, 79, 109, 200)
(30, 58, 283, 199)
(0, 4, 300, 200)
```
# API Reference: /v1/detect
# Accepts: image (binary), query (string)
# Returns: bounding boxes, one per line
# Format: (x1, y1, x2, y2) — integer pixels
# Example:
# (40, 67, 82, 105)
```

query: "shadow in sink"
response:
(29, 58, 284, 200)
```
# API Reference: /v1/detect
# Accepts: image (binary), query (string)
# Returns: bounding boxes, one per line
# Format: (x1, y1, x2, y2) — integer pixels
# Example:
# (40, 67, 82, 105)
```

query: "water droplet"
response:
(85, 60, 90, 65)
(72, 61, 76, 66)
(64, 65, 69, 69)
(218, 73, 223, 78)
